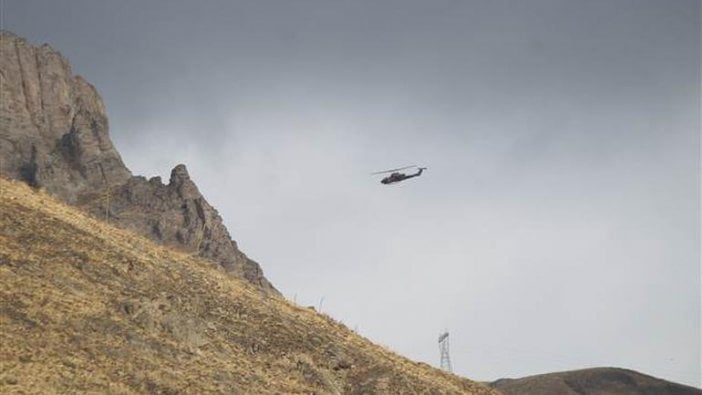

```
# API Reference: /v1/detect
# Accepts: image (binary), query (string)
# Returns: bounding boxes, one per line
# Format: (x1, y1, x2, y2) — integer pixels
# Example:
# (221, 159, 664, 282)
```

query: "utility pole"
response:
(438, 331, 452, 373)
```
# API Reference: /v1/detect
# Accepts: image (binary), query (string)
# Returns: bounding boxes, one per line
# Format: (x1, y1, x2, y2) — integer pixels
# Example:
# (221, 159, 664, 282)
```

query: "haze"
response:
(4, 0, 700, 387)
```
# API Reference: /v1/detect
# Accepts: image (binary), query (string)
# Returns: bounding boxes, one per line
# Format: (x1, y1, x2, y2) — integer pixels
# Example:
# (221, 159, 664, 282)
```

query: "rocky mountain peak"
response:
(170, 164, 191, 183)
(0, 31, 276, 293)
(0, 30, 131, 201)
(168, 164, 200, 199)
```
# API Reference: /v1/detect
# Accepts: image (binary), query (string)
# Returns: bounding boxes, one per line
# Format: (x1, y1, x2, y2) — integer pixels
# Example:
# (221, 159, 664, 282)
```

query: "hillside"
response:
(490, 367, 701, 395)
(0, 177, 497, 394)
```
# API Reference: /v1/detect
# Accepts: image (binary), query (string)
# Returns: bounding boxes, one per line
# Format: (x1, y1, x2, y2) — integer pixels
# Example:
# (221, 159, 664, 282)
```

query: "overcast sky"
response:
(4, 0, 700, 387)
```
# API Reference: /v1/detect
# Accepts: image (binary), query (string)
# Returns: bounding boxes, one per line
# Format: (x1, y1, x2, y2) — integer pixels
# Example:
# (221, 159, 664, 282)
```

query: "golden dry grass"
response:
(0, 177, 499, 394)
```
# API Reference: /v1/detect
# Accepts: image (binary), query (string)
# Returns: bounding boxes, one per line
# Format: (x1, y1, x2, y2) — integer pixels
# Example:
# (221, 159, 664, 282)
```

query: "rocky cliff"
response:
(0, 31, 275, 293)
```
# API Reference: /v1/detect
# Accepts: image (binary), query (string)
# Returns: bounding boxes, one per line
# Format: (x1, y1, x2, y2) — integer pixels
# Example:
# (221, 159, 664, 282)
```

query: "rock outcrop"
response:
(0, 31, 131, 199)
(0, 30, 275, 293)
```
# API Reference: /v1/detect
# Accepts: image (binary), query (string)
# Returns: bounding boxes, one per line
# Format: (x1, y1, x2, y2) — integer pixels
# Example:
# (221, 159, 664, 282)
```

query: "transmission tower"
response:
(438, 331, 452, 372)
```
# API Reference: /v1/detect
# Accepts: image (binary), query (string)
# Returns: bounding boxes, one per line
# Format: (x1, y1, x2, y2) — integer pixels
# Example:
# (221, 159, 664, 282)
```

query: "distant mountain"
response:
(0, 30, 274, 292)
(490, 367, 701, 395)
(0, 177, 497, 394)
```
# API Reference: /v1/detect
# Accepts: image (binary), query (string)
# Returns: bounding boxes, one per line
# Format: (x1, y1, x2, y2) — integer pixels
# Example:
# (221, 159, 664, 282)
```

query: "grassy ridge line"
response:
(0, 177, 498, 394)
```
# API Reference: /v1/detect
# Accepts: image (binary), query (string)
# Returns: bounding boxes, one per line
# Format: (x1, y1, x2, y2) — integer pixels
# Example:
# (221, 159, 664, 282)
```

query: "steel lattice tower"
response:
(438, 331, 452, 372)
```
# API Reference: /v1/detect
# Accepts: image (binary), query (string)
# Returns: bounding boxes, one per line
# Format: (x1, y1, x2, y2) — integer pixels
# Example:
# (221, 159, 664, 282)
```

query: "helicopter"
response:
(372, 165, 427, 184)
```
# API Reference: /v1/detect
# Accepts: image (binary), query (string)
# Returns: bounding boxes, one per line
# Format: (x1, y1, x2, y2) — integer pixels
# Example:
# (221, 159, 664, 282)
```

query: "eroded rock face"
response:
(0, 31, 276, 293)
(81, 165, 274, 291)
(0, 31, 131, 199)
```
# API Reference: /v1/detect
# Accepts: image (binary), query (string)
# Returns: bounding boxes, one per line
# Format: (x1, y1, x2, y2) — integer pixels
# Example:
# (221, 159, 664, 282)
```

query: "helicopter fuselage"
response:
(380, 168, 425, 184)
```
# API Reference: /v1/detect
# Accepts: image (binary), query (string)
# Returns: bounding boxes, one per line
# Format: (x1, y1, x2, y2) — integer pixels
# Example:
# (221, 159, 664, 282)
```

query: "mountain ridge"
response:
(0, 30, 275, 292)
(489, 367, 701, 395)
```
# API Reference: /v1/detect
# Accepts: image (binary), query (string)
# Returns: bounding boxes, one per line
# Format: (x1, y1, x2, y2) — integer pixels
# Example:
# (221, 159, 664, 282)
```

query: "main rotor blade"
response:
(370, 165, 417, 175)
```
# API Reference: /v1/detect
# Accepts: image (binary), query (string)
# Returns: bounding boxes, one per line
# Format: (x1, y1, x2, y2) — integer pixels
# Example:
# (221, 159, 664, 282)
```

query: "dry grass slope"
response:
(0, 177, 498, 395)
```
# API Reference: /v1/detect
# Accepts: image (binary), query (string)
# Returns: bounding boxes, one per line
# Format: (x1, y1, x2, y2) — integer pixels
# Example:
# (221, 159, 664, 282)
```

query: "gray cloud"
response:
(5, 0, 700, 386)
